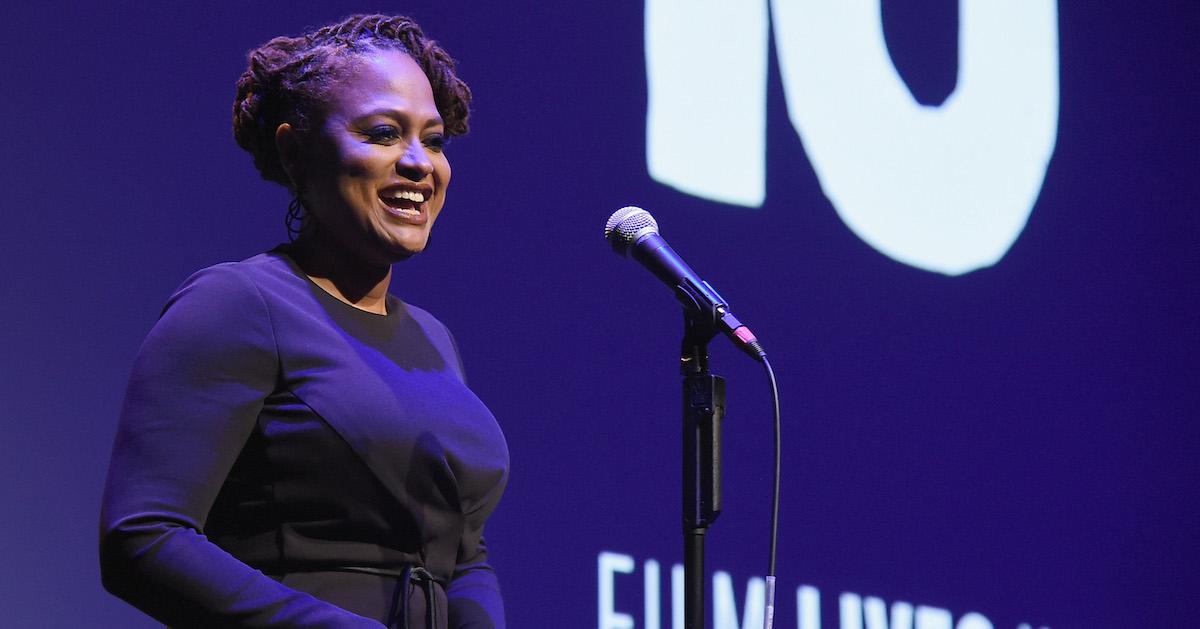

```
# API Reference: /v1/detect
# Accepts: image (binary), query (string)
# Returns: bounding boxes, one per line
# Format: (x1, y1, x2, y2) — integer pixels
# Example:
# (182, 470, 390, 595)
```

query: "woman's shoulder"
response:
(399, 300, 443, 330)
(138, 253, 295, 359)
(398, 300, 459, 349)
(397, 301, 468, 380)
(160, 249, 302, 314)
(184, 249, 294, 284)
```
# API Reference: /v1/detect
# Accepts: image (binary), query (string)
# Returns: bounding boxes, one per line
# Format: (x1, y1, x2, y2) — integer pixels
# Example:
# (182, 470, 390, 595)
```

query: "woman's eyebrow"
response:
(356, 107, 445, 128)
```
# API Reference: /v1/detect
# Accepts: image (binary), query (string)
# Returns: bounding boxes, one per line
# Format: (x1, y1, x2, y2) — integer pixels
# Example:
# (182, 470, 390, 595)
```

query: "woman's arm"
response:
(417, 306, 507, 628)
(99, 265, 383, 628)
(448, 533, 505, 629)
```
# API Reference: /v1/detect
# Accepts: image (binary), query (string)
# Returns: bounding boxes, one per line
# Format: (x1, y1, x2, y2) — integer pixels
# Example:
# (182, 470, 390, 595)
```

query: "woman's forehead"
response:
(323, 50, 441, 122)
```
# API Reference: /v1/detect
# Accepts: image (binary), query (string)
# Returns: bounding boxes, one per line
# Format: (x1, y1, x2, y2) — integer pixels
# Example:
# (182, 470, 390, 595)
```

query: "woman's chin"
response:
(385, 238, 428, 261)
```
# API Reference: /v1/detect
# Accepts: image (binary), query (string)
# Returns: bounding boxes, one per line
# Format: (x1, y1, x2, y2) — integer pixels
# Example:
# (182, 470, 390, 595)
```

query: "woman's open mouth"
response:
(379, 187, 431, 223)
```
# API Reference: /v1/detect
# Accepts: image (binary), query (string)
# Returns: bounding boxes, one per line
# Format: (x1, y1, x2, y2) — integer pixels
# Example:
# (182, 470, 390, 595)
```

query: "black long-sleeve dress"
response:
(100, 248, 509, 628)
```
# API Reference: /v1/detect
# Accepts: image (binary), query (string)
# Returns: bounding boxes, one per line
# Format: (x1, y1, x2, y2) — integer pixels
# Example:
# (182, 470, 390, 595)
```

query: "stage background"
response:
(1, 1, 1196, 627)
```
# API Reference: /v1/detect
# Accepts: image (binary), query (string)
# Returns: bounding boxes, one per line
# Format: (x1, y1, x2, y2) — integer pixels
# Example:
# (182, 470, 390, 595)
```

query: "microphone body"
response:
(630, 232, 725, 312)
(606, 207, 765, 359)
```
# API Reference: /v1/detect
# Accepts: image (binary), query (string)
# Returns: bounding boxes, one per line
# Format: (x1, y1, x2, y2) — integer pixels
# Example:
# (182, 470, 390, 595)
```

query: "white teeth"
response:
(385, 189, 425, 203)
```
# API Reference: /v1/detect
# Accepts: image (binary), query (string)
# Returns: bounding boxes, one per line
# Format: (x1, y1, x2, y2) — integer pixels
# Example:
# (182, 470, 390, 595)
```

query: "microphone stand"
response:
(681, 308, 725, 629)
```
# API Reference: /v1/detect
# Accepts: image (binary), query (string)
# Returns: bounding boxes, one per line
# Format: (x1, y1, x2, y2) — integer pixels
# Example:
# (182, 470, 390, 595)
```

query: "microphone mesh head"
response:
(604, 206, 659, 255)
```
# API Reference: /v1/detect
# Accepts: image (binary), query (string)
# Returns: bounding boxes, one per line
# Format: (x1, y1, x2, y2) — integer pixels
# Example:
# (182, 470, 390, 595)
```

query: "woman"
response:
(99, 15, 508, 628)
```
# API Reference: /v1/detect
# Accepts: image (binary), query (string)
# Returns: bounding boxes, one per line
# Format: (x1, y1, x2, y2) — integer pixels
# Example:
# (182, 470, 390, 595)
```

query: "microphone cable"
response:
(761, 355, 781, 629)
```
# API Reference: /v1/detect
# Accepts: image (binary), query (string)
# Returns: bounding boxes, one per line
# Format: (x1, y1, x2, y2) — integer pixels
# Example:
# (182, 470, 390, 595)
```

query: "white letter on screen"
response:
(955, 612, 994, 629)
(864, 596, 914, 629)
(770, 0, 1059, 275)
(713, 571, 766, 629)
(840, 592, 864, 629)
(645, 559, 661, 629)
(914, 606, 953, 629)
(599, 551, 636, 629)
(797, 585, 821, 629)
(645, 0, 769, 207)
(672, 564, 685, 629)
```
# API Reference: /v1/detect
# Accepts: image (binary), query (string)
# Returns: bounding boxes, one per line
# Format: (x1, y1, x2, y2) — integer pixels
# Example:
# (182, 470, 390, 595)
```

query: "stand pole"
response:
(684, 528, 706, 629)
(682, 312, 726, 629)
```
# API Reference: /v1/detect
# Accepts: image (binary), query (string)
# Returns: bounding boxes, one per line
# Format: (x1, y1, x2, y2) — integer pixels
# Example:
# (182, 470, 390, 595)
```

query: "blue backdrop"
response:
(1, 1, 1196, 627)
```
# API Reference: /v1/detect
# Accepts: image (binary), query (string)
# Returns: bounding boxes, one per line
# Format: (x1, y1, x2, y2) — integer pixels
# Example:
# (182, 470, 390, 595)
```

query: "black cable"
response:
(761, 355, 781, 627)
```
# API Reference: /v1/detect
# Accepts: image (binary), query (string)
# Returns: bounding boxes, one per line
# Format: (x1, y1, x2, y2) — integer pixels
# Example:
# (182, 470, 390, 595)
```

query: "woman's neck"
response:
(288, 234, 393, 315)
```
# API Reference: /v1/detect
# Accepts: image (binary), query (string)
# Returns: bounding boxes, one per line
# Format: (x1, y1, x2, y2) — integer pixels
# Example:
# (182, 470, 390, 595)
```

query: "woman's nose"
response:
(396, 140, 434, 180)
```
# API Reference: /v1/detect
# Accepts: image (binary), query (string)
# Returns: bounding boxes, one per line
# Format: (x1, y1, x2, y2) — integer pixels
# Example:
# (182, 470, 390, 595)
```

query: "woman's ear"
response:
(275, 122, 302, 190)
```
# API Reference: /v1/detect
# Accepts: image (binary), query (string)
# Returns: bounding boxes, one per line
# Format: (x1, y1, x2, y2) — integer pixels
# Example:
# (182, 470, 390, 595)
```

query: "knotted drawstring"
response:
(406, 567, 439, 629)
(322, 564, 441, 628)
(385, 566, 439, 629)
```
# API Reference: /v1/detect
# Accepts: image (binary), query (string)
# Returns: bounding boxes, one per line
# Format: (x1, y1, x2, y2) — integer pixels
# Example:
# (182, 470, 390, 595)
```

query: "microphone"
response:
(605, 206, 765, 360)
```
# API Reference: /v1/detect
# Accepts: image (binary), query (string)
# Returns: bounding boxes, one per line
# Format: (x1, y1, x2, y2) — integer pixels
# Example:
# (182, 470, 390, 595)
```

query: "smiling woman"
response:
(99, 15, 508, 629)
(279, 49, 453, 276)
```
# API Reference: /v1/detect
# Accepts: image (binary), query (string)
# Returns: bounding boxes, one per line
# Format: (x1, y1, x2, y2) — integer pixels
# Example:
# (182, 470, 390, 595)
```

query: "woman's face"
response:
(293, 49, 451, 265)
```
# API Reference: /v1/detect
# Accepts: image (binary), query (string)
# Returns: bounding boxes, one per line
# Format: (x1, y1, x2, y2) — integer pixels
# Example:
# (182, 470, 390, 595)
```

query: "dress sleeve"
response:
(443, 323, 505, 628)
(448, 533, 505, 628)
(99, 266, 384, 628)
(410, 307, 506, 627)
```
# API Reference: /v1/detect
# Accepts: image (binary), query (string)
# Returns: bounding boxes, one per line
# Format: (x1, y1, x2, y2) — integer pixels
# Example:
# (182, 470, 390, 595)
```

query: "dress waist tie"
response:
(330, 564, 441, 629)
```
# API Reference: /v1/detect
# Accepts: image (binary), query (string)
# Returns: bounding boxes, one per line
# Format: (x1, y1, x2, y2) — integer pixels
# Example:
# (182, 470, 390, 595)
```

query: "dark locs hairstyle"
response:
(232, 14, 472, 192)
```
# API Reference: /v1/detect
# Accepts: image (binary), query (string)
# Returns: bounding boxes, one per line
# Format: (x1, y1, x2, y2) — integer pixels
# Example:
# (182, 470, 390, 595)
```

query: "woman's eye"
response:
(365, 126, 400, 143)
(423, 134, 447, 152)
